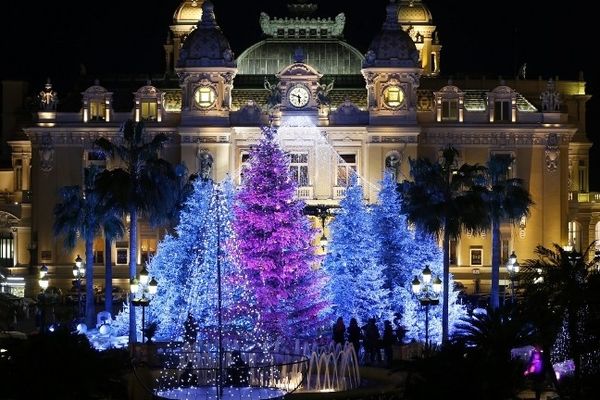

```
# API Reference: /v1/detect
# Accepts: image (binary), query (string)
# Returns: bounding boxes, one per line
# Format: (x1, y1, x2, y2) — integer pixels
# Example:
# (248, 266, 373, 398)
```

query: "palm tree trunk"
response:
(85, 238, 95, 329)
(129, 208, 137, 343)
(442, 227, 450, 344)
(104, 235, 113, 314)
(490, 218, 501, 309)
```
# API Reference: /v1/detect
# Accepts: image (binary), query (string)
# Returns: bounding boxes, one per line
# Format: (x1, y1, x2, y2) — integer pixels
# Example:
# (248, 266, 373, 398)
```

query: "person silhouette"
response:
(226, 350, 249, 387)
(332, 316, 346, 346)
(347, 317, 362, 356)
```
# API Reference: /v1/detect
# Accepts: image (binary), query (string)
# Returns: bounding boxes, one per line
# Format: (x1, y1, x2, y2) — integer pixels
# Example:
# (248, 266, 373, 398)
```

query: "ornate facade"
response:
(1, 0, 598, 298)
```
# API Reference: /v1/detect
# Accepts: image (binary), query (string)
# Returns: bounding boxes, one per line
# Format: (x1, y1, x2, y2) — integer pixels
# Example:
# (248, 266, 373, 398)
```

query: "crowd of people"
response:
(332, 315, 405, 367)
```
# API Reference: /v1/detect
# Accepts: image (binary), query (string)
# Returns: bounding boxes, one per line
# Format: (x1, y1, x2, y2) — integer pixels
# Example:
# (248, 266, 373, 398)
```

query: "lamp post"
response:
(72, 255, 85, 320)
(130, 266, 158, 344)
(506, 251, 519, 303)
(411, 265, 442, 353)
(38, 264, 49, 334)
(318, 209, 328, 252)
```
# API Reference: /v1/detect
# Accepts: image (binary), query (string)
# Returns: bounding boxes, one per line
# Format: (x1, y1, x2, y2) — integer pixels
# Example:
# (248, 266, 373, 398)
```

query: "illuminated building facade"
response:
(0, 0, 597, 297)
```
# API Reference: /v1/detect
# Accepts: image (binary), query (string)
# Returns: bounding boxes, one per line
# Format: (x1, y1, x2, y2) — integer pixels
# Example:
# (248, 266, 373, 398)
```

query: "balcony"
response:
(333, 186, 347, 199)
(569, 192, 600, 203)
(296, 186, 314, 200)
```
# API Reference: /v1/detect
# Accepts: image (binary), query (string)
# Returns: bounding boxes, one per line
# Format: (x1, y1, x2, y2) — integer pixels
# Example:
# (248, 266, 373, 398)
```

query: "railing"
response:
(569, 192, 600, 203)
(333, 186, 347, 199)
(296, 186, 314, 200)
(150, 345, 308, 399)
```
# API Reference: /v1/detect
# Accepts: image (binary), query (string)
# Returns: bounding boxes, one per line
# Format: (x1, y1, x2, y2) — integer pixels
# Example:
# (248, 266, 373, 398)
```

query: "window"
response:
(90, 100, 106, 121)
(441, 99, 458, 121)
(277, 29, 284, 38)
(337, 154, 357, 186)
(430, 52, 437, 72)
(309, 29, 317, 38)
(568, 221, 582, 252)
(470, 248, 483, 266)
(116, 241, 129, 265)
(239, 152, 251, 184)
(494, 100, 511, 122)
(595, 221, 600, 250)
(289, 152, 309, 186)
(578, 160, 588, 192)
(288, 29, 295, 37)
(141, 100, 158, 121)
(0, 232, 14, 267)
(299, 29, 306, 38)
(93, 237, 104, 264)
(140, 238, 156, 266)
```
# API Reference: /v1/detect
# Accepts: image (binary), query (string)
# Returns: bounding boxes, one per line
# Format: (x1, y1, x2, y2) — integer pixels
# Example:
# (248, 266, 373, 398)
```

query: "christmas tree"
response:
(373, 171, 413, 312)
(323, 174, 391, 326)
(396, 230, 465, 344)
(233, 125, 330, 345)
(146, 177, 258, 343)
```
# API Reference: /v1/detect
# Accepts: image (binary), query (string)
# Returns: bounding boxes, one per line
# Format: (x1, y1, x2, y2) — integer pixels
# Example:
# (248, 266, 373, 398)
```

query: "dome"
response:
(363, 1, 419, 68)
(173, 0, 203, 25)
(398, 0, 433, 25)
(177, 1, 236, 69)
(237, 40, 364, 75)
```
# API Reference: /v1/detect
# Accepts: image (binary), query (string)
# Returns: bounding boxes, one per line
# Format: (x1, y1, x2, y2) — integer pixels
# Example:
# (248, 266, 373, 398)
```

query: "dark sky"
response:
(2, 0, 598, 186)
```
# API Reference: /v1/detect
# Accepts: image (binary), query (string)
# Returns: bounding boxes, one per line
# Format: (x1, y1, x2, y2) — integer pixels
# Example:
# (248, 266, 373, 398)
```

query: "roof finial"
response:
(384, 0, 400, 30)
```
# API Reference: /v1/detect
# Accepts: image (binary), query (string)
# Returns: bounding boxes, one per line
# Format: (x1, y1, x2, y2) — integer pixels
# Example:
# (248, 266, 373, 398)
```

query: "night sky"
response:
(2, 0, 597, 186)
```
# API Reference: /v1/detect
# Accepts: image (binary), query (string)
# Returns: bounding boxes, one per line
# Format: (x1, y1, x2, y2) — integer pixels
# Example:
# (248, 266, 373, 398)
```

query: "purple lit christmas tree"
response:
(233, 125, 330, 344)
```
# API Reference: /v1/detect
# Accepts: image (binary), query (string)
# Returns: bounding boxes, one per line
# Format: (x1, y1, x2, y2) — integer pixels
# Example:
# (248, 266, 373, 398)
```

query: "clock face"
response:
(383, 85, 405, 108)
(194, 86, 216, 109)
(288, 85, 310, 108)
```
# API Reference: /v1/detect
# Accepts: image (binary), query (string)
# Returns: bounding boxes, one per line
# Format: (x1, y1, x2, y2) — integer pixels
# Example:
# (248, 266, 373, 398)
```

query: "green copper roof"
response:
(237, 39, 364, 75)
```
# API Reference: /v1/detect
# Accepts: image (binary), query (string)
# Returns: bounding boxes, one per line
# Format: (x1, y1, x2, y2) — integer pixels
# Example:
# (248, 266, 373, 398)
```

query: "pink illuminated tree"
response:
(233, 125, 331, 344)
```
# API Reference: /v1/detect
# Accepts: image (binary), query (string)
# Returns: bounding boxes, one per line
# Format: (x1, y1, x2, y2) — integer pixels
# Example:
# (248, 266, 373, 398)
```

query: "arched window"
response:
(595, 221, 600, 250)
(568, 221, 582, 252)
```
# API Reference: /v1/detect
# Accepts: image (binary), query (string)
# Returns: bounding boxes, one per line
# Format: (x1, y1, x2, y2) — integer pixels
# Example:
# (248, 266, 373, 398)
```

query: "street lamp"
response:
(318, 209, 328, 252)
(506, 251, 520, 303)
(38, 264, 49, 334)
(130, 266, 158, 344)
(72, 254, 85, 320)
(412, 265, 442, 353)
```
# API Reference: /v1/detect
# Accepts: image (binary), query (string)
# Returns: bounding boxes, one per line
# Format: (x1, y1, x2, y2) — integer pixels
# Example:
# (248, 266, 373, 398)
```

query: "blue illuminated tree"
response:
(395, 231, 465, 344)
(323, 174, 391, 326)
(373, 171, 413, 311)
(146, 177, 258, 343)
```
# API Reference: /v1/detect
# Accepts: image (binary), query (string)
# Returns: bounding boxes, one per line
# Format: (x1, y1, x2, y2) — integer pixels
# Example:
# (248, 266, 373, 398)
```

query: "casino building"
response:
(0, 0, 597, 297)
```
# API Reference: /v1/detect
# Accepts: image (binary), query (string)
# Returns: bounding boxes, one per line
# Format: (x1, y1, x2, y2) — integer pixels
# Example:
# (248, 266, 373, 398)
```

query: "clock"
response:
(288, 85, 310, 108)
(383, 85, 405, 108)
(193, 86, 216, 109)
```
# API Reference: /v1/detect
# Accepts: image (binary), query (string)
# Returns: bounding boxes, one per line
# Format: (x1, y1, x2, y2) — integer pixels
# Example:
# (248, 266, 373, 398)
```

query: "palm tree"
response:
(401, 146, 488, 343)
(484, 154, 533, 309)
(520, 244, 598, 398)
(95, 120, 183, 343)
(53, 166, 124, 329)
(454, 304, 534, 399)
